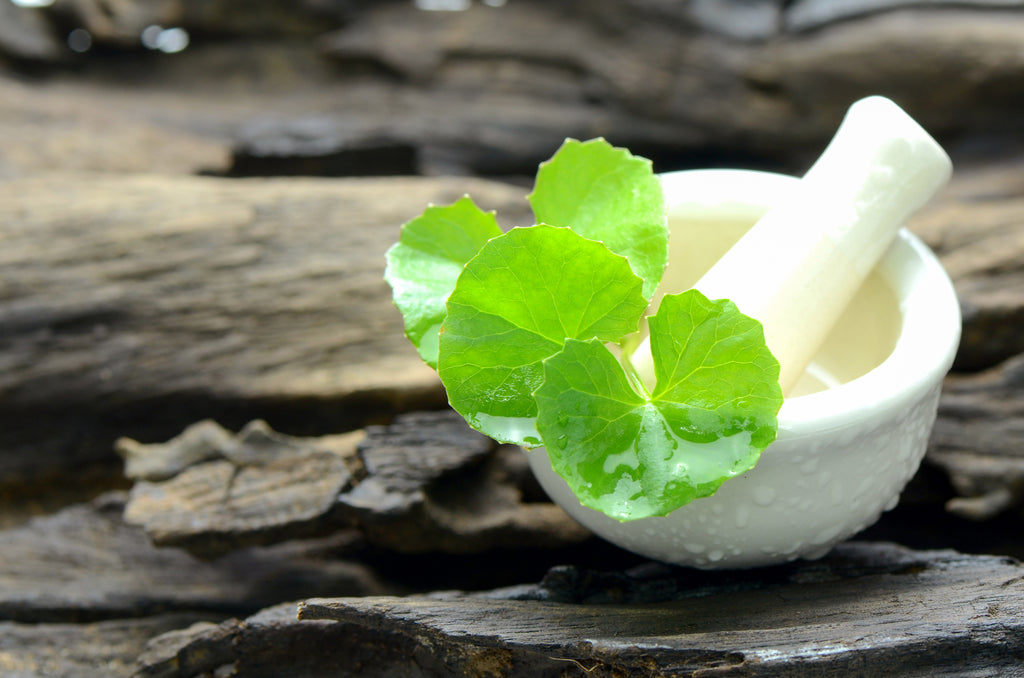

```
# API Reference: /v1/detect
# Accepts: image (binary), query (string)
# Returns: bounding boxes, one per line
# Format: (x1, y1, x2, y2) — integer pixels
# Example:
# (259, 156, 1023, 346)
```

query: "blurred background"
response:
(4, 0, 1024, 180)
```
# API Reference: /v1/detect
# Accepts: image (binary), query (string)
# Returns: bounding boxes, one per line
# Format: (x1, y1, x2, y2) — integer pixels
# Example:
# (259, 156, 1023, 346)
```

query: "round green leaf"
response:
(384, 196, 502, 368)
(535, 290, 783, 521)
(649, 290, 783, 452)
(528, 138, 668, 299)
(438, 225, 647, 447)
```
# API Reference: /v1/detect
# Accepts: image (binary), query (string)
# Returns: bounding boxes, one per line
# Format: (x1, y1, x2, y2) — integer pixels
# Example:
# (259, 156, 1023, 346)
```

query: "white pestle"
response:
(631, 96, 953, 394)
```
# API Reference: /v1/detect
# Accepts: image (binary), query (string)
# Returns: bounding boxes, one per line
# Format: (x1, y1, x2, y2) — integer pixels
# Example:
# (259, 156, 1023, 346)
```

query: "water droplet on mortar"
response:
(752, 485, 776, 506)
(800, 456, 820, 475)
(734, 504, 750, 528)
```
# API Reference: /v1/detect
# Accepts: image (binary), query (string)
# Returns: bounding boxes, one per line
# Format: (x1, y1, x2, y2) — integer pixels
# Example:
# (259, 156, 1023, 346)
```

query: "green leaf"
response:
(438, 224, 648, 447)
(528, 138, 668, 299)
(535, 290, 783, 521)
(649, 289, 784, 442)
(384, 196, 502, 367)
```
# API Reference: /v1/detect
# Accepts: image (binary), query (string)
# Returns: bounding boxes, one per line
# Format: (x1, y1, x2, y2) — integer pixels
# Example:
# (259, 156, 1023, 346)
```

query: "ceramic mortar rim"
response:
(658, 168, 961, 441)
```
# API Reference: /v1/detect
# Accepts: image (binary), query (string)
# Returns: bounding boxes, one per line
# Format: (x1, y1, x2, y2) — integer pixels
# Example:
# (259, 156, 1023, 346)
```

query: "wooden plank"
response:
(299, 543, 1024, 677)
(931, 354, 1024, 520)
(0, 493, 392, 623)
(7, 4, 1024, 180)
(128, 542, 1024, 677)
(0, 614, 213, 678)
(0, 173, 531, 480)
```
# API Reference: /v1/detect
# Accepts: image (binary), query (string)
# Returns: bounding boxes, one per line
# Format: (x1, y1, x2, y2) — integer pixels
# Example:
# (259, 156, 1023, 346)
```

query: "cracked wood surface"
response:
(125, 542, 1024, 677)
(120, 413, 590, 558)
(298, 542, 1024, 677)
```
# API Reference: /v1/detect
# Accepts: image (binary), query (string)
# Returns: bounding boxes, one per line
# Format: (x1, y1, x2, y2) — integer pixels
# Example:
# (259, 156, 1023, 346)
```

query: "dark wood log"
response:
(300, 542, 1024, 677)
(0, 614, 213, 678)
(784, 0, 1024, 32)
(120, 413, 590, 558)
(0, 76, 231, 179)
(912, 157, 1024, 371)
(930, 353, 1024, 521)
(313, 2, 1024, 172)
(6, 3, 1024, 179)
(130, 542, 1024, 677)
(0, 492, 392, 624)
(134, 602, 338, 678)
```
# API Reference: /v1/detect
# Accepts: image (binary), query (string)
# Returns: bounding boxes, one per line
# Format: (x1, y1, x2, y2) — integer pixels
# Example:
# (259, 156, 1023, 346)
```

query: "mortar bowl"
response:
(525, 169, 961, 569)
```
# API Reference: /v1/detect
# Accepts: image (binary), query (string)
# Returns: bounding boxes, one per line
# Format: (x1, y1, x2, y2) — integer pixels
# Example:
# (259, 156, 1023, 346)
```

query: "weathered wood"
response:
(339, 411, 591, 554)
(0, 614, 213, 678)
(1, 4, 1023, 676)
(912, 157, 1024, 370)
(0, 493, 392, 623)
(0, 76, 231, 179)
(121, 420, 359, 555)
(121, 413, 590, 557)
(134, 603, 348, 678)
(118, 419, 239, 482)
(0, 173, 531, 481)
(23, 0, 351, 49)
(6, 3, 1024, 179)
(784, 0, 1024, 32)
(131, 542, 1024, 677)
(312, 2, 1024, 171)
(300, 543, 1024, 677)
(930, 354, 1024, 521)
(903, 158, 1024, 523)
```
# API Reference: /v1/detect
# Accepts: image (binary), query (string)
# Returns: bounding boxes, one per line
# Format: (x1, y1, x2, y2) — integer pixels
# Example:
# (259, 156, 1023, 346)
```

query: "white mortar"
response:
(525, 169, 961, 569)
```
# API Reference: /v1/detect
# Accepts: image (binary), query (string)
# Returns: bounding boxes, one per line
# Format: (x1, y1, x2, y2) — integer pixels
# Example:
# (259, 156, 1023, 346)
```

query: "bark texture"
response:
(120, 413, 589, 558)
(0, 173, 530, 482)
(130, 542, 1024, 677)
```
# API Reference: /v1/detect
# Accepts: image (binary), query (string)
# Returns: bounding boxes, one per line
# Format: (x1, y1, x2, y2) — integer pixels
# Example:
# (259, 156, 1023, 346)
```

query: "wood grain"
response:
(129, 542, 1024, 677)
(0, 173, 531, 480)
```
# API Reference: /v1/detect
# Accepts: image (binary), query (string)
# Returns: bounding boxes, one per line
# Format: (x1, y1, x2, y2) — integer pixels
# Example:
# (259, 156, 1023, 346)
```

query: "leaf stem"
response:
(619, 347, 651, 399)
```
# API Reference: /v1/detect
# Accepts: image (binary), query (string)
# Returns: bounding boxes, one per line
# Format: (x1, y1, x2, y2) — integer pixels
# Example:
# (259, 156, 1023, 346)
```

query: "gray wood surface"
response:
(299, 543, 1024, 677)
(0, 493, 390, 624)
(131, 542, 1024, 677)
(0, 173, 530, 481)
